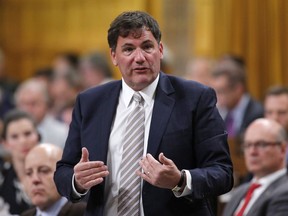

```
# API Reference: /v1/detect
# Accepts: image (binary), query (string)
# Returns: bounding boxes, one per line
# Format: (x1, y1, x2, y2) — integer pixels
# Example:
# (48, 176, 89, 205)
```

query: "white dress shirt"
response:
(235, 168, 287, 215)
(35, 197, 67, 216)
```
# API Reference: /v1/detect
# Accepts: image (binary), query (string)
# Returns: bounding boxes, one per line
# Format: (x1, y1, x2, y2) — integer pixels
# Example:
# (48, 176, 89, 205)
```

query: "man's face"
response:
(110, 28, 163, 91)
(24, 148, 61, 210)
(265, 94, 288, 132)
(16, 89, 47, 124)
(243, 122, 286, 178)
(211, 75, 239, 110)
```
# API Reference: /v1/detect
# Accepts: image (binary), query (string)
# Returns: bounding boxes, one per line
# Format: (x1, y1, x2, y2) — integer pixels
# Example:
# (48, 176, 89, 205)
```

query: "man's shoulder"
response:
(20, 207, 36, 216)
(160, 72, 212, 94)
(60, 201, 86, 216)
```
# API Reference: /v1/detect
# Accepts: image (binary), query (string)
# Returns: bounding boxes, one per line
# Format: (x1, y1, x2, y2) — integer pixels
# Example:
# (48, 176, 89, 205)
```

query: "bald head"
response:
(243, 118, 287, 179)
(24, 143, 63, 210)
(245, 118, 287, 142)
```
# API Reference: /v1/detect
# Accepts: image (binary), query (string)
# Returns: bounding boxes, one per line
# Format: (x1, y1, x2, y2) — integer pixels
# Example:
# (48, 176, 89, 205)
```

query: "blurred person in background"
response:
(0, 109, 40, 215)
(264, 85, 288, 161)
(14, 78, 68, 148)
(222, 118, 288, 216)
(211, 54, 263, 139)
(79, 51, 114, 89)
(0, 48, 16, 121)
(49, 70, 82, 120)
(32, 67, 54, 90)
(184, 57, 214, 86)
(21, 143, 86, 216)
(52, 52, 79, 77)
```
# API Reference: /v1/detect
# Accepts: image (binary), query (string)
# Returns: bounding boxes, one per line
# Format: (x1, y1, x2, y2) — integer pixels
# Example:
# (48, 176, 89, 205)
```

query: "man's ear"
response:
(110, 49, 118, 66)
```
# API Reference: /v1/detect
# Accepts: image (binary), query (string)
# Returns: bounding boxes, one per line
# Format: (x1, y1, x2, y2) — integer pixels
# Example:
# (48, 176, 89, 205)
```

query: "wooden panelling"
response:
(0, 0, 150, 81)
(0, 0, 287, 100)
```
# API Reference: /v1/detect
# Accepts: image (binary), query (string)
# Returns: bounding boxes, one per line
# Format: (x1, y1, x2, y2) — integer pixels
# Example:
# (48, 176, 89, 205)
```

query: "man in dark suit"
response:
(222, 118, 288, 216)
(211, 54, 264, 140)
(21, 144, 86, 216)
(54, 11, 233, 216)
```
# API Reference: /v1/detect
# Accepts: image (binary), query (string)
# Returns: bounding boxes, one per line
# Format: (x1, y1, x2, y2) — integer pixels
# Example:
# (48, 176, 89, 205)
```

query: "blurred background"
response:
(0, 0, 288, 215)
(0, 0, 287, 100)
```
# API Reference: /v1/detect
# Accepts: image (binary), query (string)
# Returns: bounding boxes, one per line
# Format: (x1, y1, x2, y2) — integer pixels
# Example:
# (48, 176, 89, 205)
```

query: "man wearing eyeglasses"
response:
(222, 118, 288, 216)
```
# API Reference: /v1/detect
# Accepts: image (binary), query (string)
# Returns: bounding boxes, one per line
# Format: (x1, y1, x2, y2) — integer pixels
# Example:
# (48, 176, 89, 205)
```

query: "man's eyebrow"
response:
(121, 40, 154, 48)
(121, 43, 134, 48)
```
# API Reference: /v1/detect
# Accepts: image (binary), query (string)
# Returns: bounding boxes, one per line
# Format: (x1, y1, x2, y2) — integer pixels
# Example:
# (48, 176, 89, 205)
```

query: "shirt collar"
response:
(36, 197, 67, 216)
(229, 93, 250, 117)
(252, 168, 287, 187)
(122, 74, 159, 108)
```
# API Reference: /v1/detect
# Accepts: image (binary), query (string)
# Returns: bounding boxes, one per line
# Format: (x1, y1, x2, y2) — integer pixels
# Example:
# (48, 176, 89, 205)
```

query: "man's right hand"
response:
(74, 147, 109, 193)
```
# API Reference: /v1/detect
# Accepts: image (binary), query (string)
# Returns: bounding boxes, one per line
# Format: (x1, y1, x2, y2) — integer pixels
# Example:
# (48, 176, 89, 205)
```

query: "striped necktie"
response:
(118, 92, 145, 216)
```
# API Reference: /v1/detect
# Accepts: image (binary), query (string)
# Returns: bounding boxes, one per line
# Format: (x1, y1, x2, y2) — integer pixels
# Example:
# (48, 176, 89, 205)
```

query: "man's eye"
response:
(25, 171, 32, 177)
(143, 44, 153, 51)
(41, 169, 51, 174)
(24, 131, 32, 137)
(123, 47, 134, 54)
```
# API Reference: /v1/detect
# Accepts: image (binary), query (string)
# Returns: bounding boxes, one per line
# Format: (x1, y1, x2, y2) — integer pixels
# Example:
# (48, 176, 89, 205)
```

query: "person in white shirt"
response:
(222, 118, 288, 216)
(14, 78, 68, 148)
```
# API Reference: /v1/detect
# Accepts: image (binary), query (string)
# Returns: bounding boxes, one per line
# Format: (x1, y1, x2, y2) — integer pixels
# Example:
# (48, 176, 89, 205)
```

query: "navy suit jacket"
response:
(54, 72, 233, 216)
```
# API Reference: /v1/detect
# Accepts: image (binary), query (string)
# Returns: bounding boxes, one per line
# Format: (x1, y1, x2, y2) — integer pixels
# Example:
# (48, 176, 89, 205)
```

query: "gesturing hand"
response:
(74, 147, 109, 193)
(136, 153, 181, 189)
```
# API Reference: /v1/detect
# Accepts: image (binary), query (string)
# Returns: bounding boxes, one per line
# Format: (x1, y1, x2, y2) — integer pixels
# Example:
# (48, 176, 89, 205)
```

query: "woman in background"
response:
(0, 109, 40, 215)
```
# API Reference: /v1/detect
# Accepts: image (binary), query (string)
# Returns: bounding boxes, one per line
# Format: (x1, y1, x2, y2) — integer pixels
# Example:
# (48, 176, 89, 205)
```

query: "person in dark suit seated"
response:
(222, 118, 288, 216)
(21, 143, 86, 216)
(211, 54, 264, 140)
(54, 11, 233, 216)
(264, 86, 288, 160)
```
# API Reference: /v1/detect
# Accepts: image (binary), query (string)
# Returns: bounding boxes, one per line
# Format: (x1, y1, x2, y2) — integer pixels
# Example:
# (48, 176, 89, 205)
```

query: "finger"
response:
(136, 169, 151, 182)
(75, 170, 109, 183)
(77, 176, 105, 190)
(158, 152, 173, 165)
(75, 165, 108, 177)
(80, 147, 89, 163)
(145, 154, 159, 165)
(76, 161, 105, 170)
(75, 169, 109, 191)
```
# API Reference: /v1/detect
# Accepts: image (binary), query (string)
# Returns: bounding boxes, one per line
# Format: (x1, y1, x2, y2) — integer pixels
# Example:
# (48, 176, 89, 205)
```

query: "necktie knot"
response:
(248, 183, 261, 192)
(133, 92, 143, 105)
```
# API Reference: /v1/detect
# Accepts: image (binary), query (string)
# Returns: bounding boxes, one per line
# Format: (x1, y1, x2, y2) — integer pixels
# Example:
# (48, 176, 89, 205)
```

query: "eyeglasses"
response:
(242, 141, 282, 150)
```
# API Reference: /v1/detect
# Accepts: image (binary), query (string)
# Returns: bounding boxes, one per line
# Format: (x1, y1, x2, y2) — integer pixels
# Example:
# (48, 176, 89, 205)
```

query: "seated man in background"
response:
(211, 54, 263, 139)
(14, 78, 68, 148)
(264, 86, 288, 140)
(222, 118, 288, 216)
(183, 57, 214, 86)
(21, 143, 86, 216)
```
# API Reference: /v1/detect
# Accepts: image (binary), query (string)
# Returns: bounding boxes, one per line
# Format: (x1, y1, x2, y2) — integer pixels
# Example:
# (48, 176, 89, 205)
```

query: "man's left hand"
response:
(136, 153, 181, 189)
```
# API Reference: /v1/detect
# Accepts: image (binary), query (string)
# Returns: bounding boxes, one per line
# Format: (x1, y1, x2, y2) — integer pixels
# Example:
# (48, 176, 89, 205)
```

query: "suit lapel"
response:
(247, 175, 288, 216)
(227, 184, 250, 215)
(147, 73, 175, 157)
(89, 82, 121, 162)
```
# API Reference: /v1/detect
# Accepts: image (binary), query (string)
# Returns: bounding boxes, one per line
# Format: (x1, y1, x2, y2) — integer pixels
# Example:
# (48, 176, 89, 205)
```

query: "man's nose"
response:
(134, 49, 145, 63)
(31, 172, 41, 183)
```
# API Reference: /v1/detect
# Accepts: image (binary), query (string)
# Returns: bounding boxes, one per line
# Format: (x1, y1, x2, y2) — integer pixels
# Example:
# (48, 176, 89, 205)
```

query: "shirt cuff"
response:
(173, 169, 192, 197)
(72, 174, 89, 198)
